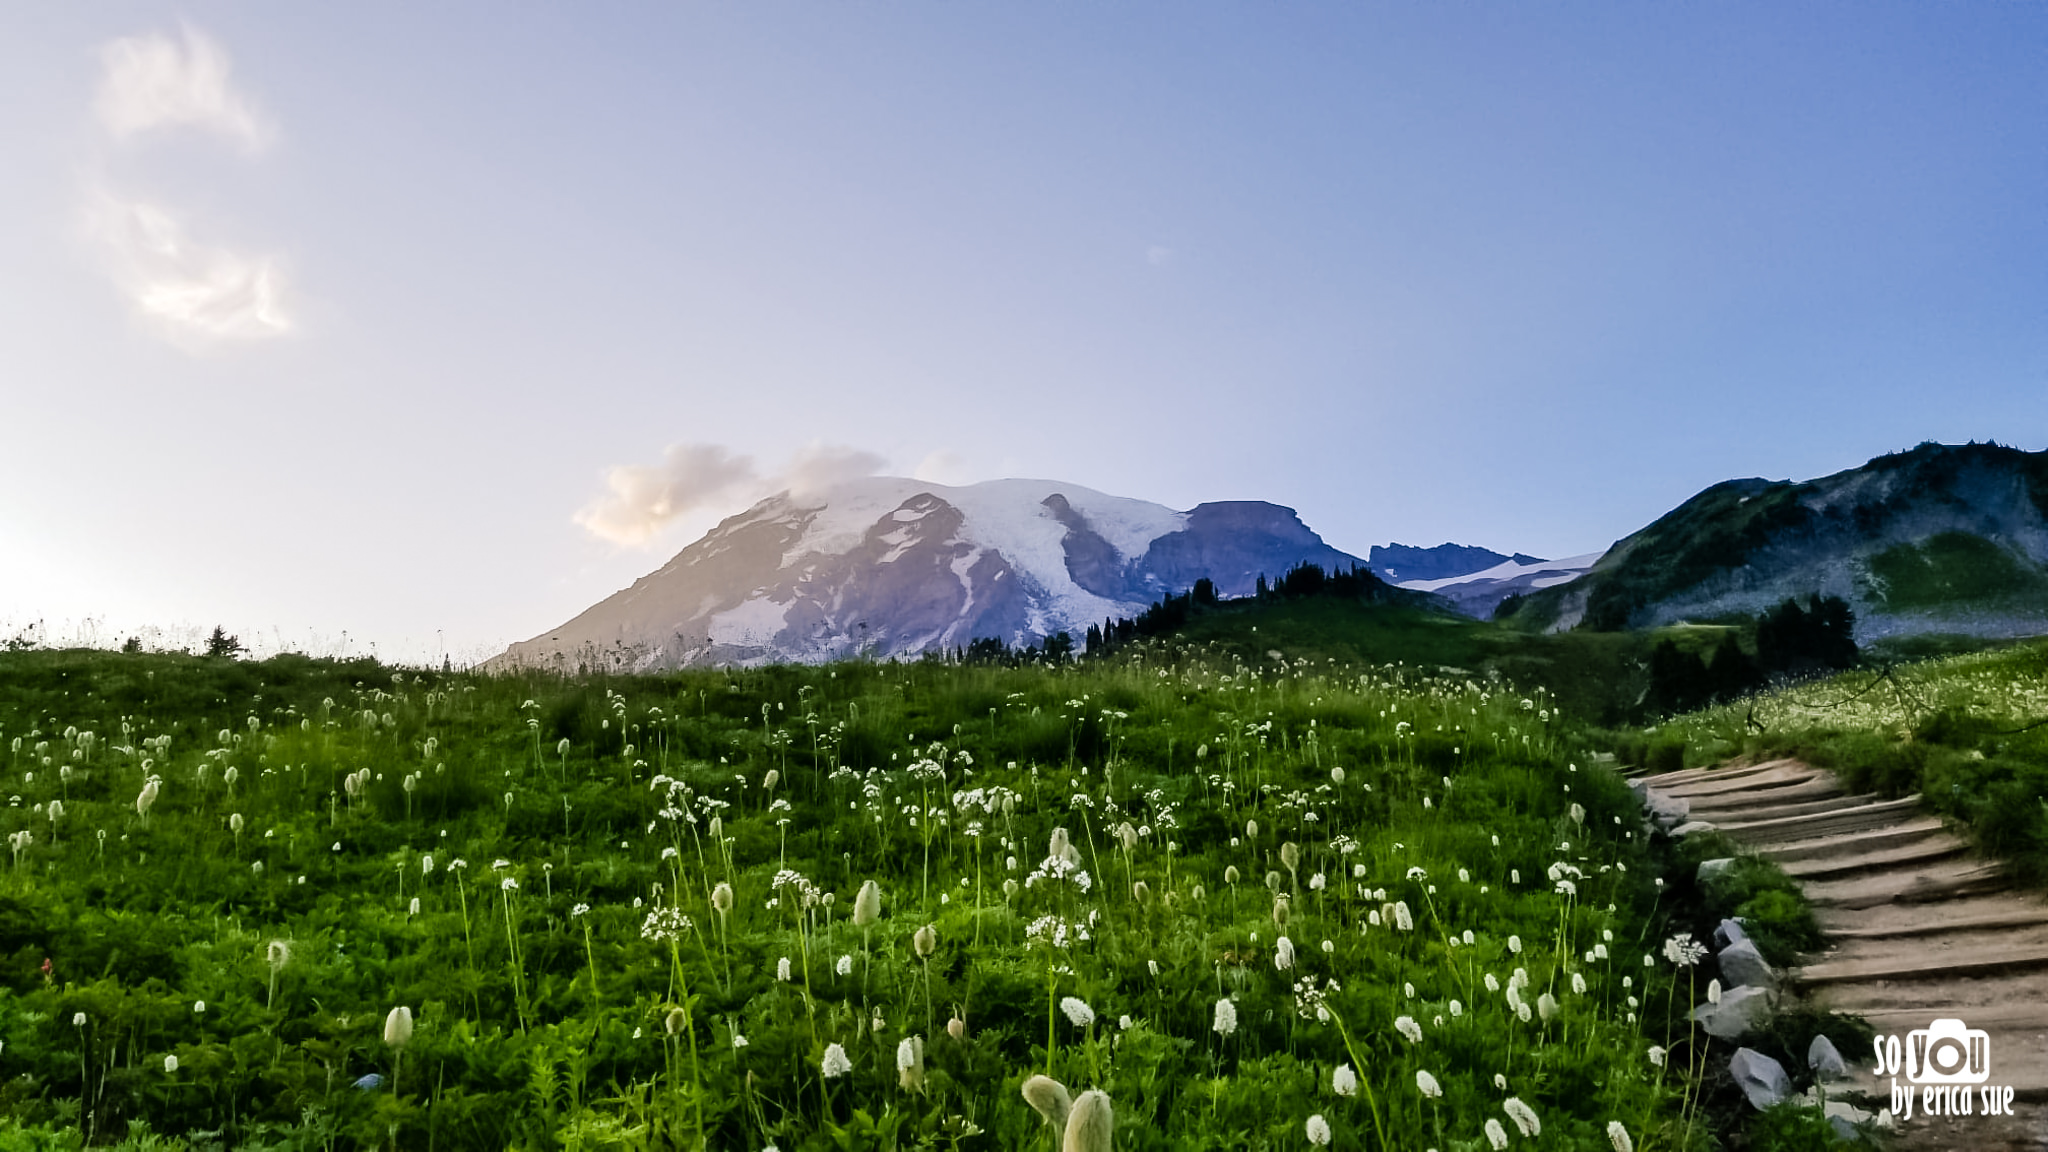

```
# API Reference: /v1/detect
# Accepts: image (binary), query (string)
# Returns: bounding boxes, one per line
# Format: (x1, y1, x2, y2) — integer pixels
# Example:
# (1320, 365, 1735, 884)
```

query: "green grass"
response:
(1862, 532, 2048, 611)
(1139, 596, 1696, 726)
(1663, 637, 2048, 883)
(0, 646, 1720, 1150)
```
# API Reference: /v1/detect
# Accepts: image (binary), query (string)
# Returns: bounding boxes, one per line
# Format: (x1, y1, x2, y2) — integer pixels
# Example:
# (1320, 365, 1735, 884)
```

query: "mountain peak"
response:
(492, 478, 1367, 671)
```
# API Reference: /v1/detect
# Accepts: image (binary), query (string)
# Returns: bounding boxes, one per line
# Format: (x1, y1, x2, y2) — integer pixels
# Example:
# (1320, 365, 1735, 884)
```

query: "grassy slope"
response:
(1154, 595, 1716, 726)
(1662, 638, 2048, 882)
(0, 646, 1736, 1151)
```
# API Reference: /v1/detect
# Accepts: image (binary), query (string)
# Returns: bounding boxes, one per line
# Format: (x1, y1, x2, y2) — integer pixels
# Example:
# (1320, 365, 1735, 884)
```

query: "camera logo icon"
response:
(1906, 1018, 1991, 1085)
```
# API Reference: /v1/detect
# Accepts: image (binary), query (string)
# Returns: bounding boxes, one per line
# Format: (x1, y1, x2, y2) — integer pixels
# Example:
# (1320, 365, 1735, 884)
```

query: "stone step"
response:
(1818, 895, 2048, 940)
(1803, 922, 2048, 974)
(1635, 758, 1802, 790)
(1810, 966, 2048, 1022)
(1800, 856, 2007, 911)
(1657, 764, 1822, 799)
(1764, 817, 1951, 865)
(1781, 837, 1970, 881)
(1797, 943, 2048, 987)
(1714, 795, 1926, 847)
(1692, 792, 1880, 826)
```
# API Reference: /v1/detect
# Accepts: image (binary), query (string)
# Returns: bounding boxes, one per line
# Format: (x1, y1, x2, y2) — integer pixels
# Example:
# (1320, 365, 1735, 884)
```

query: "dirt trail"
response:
(1641, 759, 2048, 1151)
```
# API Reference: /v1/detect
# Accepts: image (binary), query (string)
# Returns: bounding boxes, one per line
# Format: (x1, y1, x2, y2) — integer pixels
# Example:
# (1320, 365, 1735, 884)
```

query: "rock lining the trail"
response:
(1639, 757, 2048, 1151)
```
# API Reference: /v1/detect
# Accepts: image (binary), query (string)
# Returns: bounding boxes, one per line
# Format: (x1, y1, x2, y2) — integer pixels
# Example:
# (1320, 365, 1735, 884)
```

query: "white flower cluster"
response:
(639, 906, 692, 943)
(1024, 915, 1091, 949)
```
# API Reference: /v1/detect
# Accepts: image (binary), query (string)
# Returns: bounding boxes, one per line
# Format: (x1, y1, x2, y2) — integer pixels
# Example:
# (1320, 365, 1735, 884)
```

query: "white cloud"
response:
(576, 442, 889, 546)
(86, 190, 291, 342)
(574, 444, 760, 546)
(913, 449, 972, 485)
(784, 442, 889, 501)
(96, 25, 270, 150)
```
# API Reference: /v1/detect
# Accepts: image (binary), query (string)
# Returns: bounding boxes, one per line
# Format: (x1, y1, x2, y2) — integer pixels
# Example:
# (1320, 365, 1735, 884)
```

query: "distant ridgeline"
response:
(1509, 441, 2048, 643)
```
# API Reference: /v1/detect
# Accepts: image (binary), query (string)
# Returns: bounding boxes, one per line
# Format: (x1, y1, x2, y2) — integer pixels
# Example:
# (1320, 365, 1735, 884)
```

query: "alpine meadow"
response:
(0, 643, 1760, 1151)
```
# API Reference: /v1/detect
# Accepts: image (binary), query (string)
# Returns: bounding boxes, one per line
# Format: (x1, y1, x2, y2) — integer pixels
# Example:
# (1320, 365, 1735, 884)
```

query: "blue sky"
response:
(4, 4, 2045, 661)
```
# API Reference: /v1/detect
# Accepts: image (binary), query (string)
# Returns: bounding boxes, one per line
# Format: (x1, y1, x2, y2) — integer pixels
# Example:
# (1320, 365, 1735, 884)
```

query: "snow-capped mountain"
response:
(1392, 552, 1605, 620)
(491, 477, 1364, 671)
(1367, 542, 1547, 584)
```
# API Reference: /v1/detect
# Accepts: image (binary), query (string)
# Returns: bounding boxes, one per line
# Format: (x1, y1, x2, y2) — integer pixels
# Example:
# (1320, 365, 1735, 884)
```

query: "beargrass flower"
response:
(1607, 1121, 1634, 1152)
(821, 1043, 852, 1078)
(1537, 993, 1558, 1023)
(1306, 1114, 1331, 1146)
(1572, 973, 1587, 995)
(896, 1036, 924, 1091)
(1648, 1045, 1666, 1067)
(1332, 1063, 1357, 1097)
(1417, 1069, 1442, 1098)
(164, 1054, 178, 1073)
(836, 954, 853, 977)
(1022, 1074, 1073, 1130)
(777, 957, 792, 981)
(1394, 902, 1414, 931)
(1504, 1098, 1541, 1137)
(1061, 997, 1096, 1027)
(1274, 936, 1295, 971)
(1394, 1015, 1423, 1044)
(193, 1001, 204, 1013)
(1484, 1119, 1509, 1150)
(1213, 997, 1238, 1037)
(1066, 1089, 1114, 1151)
(383, 1006, 413, 1049)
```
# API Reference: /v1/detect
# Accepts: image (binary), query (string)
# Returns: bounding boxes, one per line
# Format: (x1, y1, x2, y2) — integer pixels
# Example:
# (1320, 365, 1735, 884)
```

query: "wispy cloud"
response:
(86, 190, 290, 342)
(96, 25, 270, 150)
(576, 442, 889, 546)
(87, 25, 289, 347)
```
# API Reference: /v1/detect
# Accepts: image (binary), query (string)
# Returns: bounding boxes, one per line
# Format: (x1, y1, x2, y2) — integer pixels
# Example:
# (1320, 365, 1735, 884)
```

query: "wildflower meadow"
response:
(0, 645, 1720, 1150)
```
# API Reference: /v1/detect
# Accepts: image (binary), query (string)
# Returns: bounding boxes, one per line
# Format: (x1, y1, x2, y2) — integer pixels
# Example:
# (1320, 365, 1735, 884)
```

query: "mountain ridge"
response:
(1512, 441, 2048, 640)
(491, 477, 1368, 672)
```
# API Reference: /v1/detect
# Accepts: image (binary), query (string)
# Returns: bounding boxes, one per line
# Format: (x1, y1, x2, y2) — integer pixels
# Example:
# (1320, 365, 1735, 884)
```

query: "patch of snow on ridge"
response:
(769, 477, 1187, 637)
(1397, 551, 1606, 594)
(708, 596, 791, 648)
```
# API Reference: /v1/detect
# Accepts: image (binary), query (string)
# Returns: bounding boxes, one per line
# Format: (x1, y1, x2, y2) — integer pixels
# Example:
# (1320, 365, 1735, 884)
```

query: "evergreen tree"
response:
(204, 626, 244, 659)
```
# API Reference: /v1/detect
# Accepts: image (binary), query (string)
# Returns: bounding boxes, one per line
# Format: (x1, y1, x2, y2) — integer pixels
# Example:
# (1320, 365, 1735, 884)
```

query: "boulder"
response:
(1717, 938, 1777, 991)
(1694, 985, 1774, 1039)
(1808, 1034, 1847, 1081)
(1729, 1047, 1792, 1110)
(1713, 918, 1748, 950)
(1696, 857, 1738, 883)
(1824, 1100, 1873, 1140)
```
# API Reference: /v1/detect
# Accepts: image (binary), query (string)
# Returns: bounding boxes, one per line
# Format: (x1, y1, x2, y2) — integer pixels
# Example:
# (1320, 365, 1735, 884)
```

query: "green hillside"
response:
(1514, 441, 2048, 635)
